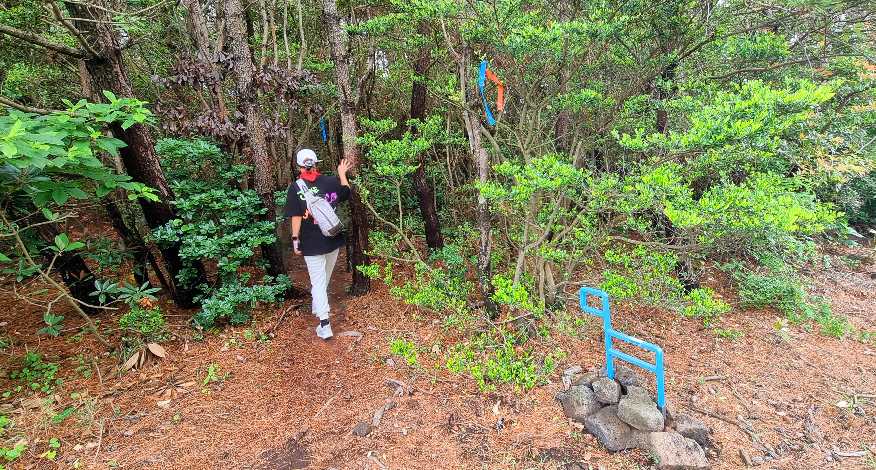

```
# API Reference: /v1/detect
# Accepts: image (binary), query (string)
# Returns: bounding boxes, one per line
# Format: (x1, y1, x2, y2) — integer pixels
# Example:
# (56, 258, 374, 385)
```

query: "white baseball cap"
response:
(296, 148, 322, 167)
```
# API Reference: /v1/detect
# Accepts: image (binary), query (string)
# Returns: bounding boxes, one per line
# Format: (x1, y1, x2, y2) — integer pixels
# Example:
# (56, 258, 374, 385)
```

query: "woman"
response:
(284, 148, 353, 339)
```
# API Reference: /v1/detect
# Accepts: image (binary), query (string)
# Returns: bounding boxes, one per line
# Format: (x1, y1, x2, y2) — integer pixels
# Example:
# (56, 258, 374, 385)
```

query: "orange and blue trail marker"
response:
(478, 60, 504, 125)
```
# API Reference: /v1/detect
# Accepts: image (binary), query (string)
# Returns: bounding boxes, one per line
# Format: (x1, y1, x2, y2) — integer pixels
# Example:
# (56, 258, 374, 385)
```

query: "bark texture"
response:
(461, 47, 498, 318)
(409, 26, 444, 251)
(65, 2, 206, 308)
(320, 0, 371, 296)
(223, 0, 296, 288)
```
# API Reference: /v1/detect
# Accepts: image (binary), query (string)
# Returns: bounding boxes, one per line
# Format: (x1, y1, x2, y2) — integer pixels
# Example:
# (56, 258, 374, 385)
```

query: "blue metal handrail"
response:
(580, 286, 666, 408)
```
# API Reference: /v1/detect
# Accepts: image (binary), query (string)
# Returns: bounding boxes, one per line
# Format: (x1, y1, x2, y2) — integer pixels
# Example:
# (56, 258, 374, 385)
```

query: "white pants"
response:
(303, 248, 340, 321)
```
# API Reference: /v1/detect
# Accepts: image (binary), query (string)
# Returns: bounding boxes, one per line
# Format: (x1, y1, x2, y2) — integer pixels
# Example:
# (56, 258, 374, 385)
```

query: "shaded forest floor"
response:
(2, 244, 876, 470)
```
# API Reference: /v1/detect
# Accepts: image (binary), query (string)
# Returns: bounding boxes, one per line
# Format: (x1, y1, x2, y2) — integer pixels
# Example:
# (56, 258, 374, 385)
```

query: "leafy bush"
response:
(444, 332, 565, 391)
(736, 267, 853, 338)
(153, 139, 290, 328)
(600, 246, 683, 305)
(361, 260, 473, 324)
(10, 352, 61, 393)
(119, 305, 167, 342)
(682, 287, 730, 327)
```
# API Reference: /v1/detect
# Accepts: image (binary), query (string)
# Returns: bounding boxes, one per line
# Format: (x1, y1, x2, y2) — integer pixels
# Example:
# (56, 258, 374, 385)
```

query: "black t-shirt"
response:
(283, 174, 351, 256)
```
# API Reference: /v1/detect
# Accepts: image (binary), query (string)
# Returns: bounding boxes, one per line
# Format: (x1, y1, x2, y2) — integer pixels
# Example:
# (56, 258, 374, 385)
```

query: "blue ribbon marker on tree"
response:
(320, 117, 327, 141)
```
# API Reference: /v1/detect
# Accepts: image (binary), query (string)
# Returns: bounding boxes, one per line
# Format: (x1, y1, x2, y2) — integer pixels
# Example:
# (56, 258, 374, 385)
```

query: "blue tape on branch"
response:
(478, 60, 496, 126)
(320, 118, 327, 141)
(580, 286, 666, 408)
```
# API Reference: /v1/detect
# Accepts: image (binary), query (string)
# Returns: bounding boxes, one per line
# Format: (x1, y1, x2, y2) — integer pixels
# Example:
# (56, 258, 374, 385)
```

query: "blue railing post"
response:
(580, 287, 666, 409)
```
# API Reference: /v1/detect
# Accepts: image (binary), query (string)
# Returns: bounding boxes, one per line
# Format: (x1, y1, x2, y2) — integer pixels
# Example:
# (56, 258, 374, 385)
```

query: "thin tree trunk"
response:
(224, 0, 300, 294)
(460, 46, 498, 318)
(181, 0, 226, 116)
(65, 2, 206, 309)
(409, 24, 444, 252)
(320, 0, 371, 296)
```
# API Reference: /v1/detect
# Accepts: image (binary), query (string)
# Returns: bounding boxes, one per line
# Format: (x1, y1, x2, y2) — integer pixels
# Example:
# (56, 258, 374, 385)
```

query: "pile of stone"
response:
(555, 365, 712, 470)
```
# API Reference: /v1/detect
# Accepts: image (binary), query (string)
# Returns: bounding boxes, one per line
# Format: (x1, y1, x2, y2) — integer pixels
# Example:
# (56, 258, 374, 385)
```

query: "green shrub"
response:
(444, 332, 565, 391)
(153, 139, 290, 328)
(119, 305, 167, 342)
(10, 352, 61, 393)
(736, 268, 853, 338)
(682, 287, 730, 327)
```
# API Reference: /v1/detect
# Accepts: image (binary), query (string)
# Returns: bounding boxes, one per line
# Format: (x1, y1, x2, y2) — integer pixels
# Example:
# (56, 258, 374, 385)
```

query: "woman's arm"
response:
(291, 216, 302, 254)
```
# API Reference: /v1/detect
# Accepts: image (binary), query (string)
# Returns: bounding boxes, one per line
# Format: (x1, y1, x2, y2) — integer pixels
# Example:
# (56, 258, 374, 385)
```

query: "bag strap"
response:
(296, 179, 317, 206)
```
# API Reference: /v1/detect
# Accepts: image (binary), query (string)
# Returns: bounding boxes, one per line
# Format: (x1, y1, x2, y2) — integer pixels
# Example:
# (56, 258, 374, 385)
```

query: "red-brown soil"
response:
(1, 245, 875, 469)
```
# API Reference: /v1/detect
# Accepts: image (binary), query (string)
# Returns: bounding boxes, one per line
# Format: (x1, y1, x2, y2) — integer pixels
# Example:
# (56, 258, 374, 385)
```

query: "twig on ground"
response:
(93, 419, 104, 465)
(688, 403, 778, 459)
(271, 303, 299, 335)
(313, 389, 341, 420)
(366, 451, 387, 469)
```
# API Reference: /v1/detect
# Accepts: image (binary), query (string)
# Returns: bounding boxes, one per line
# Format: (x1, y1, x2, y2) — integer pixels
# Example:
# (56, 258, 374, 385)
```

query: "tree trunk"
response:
(65, 2, 206, 309)
(181, 0, 227, 116)
(461, 47, 498, 318)
(320, 0, 371, 296)
(224, 0, 300, 294)
(409, 25, 444, 252)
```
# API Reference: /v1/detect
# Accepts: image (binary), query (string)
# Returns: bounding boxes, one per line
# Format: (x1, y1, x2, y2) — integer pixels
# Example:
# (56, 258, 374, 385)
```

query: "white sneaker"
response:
(316, 323, 333, 340)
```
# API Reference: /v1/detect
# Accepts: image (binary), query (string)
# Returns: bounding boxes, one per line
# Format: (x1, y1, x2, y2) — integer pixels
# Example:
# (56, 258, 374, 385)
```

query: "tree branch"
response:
(46, 0, 102, 58)
(0, 96, 63, 114)
(609, 235, 705, 252)
(0, 22, 86, 58)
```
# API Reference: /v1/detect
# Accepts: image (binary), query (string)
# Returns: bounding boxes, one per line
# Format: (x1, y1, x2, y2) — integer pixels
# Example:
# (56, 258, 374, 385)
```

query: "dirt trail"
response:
(1, 249, 876, 469)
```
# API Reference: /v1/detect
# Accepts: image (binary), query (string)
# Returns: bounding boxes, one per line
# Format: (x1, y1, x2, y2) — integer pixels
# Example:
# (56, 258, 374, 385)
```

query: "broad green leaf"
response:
(102, 90, 118, 102)
(52, 187, 68, 205)
(67, 187, 88, 199)
(2, 142, 16, 157)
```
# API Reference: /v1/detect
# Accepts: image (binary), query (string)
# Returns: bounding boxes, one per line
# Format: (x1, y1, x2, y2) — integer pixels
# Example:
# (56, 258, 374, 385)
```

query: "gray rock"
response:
(598, 364, 650, 391)
(372, 406, 385, 427)
(627, 428, 650, 450)
(573, 371, 599, 388)
(618, 389, 665, 432)
(352, 422, 371, 437)
(592, 377, 622, 405)
(584, 406, 633, 452)
(624, 385, 655, 403)
(554, 385, 601, 421)
(646, 432, 711, 470)
(675, 413, 712, 448)
(563, 365, 583, 376)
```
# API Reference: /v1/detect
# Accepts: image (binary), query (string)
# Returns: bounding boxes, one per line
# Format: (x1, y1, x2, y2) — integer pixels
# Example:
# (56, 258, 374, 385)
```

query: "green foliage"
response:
(0, 443, 27, 467)
(361, 259, 473, 325)
(37, 312, 64, 337)
(444, 332, 565, 391)
(735, 266, 853, 338)
(153, 138, 289, 328)
(714, 328, 743, 340)
(682, 287, 730, 327)
(91, 280, 160, 307)
(390, 338, 419, 366)
(119, 305, 166, 342)
(0, 99, 158, 209)
(600, 246, 682, 305)
(10, 352, 61, 393)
